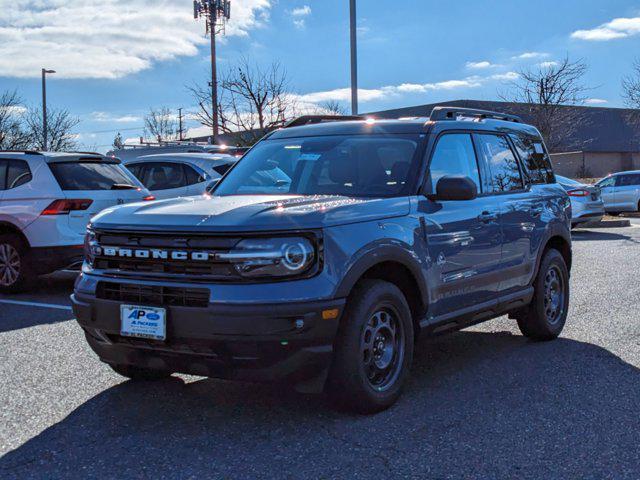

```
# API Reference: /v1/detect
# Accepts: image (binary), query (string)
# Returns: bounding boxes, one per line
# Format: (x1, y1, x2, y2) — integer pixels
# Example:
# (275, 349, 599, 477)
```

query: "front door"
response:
(420, 133, 502, 316)
(598, 176, 616, 211)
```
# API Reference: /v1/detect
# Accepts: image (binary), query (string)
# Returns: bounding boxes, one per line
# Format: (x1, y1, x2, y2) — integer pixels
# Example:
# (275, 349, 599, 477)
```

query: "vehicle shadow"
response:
(571, 229, 636, 242)
(2, 331, 639, 479)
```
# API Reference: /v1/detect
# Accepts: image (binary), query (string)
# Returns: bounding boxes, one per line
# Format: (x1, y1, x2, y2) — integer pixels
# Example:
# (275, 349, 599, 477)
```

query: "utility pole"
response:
(178, 108, 184, 141)
(349, 0, 358, 115)
(41, 68, 56, 151)
(194, 1, 231, 145)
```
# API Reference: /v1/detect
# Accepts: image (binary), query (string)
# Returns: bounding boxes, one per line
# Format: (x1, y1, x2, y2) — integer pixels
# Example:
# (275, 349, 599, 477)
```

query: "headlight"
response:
(84, 227, 98, 266)
(220, 237, 316, 278)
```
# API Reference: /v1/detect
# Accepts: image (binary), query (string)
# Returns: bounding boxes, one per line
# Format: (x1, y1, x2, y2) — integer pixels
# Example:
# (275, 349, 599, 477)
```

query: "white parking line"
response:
(0, 299, 72, 311)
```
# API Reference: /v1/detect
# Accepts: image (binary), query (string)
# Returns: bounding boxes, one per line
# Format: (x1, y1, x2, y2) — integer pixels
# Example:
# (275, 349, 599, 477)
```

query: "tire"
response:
(109, 363, 172, 381)
(517, 249, 569, 341)
(609, 212, 620, 217)
(0, 234, 35, 293)
(327, 280, 414, 414)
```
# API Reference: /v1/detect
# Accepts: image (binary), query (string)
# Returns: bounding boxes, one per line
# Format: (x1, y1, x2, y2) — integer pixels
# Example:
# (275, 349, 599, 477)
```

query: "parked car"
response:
(595, 171, 640, 215)
(0, 151, 153, 292)
(123, 153, 237, 200)
(73, 108, 572, 413)
(555, 175, 604, 227)
(108, 143, 250, 162)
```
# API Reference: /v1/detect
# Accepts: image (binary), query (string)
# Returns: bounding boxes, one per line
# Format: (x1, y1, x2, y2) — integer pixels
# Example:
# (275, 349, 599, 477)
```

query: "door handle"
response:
(477, 211, 498, 223)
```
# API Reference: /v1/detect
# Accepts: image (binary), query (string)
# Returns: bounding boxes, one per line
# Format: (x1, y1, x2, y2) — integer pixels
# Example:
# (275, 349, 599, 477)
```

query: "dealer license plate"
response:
(120, 305, 166, 341)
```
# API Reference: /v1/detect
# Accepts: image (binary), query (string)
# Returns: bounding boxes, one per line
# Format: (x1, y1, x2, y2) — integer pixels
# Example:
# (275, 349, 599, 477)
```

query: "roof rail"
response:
(283, 115, 366, 129)
(0, 150, 44, 155)
(430, 106, 522, 123)
(67, 151, 104, 156)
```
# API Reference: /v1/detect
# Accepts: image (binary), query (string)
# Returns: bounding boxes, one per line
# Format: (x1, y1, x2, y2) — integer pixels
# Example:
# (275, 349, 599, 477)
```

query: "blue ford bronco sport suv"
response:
(72, 107, 572, 413)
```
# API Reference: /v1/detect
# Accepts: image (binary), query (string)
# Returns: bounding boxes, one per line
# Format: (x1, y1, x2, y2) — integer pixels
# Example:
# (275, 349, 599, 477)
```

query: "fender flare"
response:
(533, 222, 572, 281)
(334, 244, 429, 307)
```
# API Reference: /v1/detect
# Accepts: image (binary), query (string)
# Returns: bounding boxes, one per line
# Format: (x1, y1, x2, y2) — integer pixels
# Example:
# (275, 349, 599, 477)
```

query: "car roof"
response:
(267, 117, 540, 140)
(610, 170, 640, 176)
(0, 151, 117, 163)
(130, 152, 234, 161)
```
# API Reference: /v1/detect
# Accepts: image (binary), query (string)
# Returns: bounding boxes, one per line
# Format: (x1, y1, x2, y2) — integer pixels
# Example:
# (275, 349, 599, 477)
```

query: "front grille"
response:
(92, 230, 244, 281)
(97, 281, 209, 308)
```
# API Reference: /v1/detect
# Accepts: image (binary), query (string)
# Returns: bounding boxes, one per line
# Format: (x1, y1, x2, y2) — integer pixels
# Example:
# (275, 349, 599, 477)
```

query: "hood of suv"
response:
(90, 194, 411, 232)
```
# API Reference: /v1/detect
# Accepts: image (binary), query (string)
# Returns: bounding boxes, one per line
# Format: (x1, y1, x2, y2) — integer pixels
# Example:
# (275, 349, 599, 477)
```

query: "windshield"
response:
(49, 162, 142, 191)
(214, 135, 421, 197)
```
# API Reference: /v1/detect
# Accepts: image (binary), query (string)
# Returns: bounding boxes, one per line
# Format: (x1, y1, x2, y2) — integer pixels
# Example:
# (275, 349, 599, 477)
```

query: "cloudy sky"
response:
(1, 0, 639, 151)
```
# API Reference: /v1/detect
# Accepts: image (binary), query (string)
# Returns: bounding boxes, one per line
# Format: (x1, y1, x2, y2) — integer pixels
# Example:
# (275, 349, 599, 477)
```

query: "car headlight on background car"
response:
(220, 237, 316, 278)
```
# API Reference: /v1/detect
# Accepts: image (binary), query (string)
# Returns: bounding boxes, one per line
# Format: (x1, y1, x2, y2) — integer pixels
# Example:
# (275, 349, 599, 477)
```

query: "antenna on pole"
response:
(194, 1, 231, 145)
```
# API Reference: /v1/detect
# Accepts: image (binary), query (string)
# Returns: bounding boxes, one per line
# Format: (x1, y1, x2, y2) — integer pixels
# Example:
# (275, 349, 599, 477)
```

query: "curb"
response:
(577, 219, 631, 229)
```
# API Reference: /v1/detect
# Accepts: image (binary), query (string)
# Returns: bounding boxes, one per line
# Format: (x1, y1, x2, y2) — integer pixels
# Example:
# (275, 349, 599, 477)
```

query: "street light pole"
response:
(210, 3, 219, 144)
(41, 68, 55, 151)
(349, 0, 358, 115)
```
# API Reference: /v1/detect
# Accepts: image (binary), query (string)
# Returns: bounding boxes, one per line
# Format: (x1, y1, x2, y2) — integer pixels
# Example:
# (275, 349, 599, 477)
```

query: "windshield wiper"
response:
(111, 183, 138, 190)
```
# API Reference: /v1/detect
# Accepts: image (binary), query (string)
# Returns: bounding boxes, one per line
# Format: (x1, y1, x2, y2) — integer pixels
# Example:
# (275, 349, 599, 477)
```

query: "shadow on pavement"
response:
(571, 229, 637, 242)
(2, 331, 639, 479)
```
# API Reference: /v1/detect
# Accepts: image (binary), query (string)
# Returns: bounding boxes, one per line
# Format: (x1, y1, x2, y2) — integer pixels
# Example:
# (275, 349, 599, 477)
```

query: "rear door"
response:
(0, 158, 48, 231)
(48, 159, 150, 235)
(474, 132, 543, 292)
(615, 174, 640, 210)
(421, 132, 503, 314)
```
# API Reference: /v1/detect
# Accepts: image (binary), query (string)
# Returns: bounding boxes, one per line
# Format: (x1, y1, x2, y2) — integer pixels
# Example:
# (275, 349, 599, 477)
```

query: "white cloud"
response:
(571, 17, 640, 41)
(289, 5, 311, 29)
(490, 71, 519, 81)
(513, 52, 550, 60)
(91, 112, 141, 123)
(585, 98, 608, 105)
(0, 0, 272, 79)
(466, 61, 498, 70)
(538, 61, 559, 68)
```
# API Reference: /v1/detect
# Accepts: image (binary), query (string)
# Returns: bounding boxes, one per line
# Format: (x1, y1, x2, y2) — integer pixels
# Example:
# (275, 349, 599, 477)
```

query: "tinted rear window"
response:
(509, 133, 554, 184)
(49, 162, 137, 191)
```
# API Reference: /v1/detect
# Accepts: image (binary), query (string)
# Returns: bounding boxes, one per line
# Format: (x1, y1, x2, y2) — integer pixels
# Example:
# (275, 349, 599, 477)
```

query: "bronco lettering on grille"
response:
(95, 246, 214, 262)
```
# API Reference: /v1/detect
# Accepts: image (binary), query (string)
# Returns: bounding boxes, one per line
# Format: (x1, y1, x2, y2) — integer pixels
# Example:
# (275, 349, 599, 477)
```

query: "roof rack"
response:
(430, 106, 522, 123)
(67, 151, 104, 156)
(0, 150, 44, 155)
(283, 115, 366, 129)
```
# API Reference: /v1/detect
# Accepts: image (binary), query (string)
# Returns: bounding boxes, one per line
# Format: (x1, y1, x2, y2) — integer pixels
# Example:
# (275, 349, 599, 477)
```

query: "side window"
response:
(0, 160, 7, 190)
(127, 164, 144, 182)
(143, 162, 187, 191)
(476, 134, 524, 193)
(426, 134, 481, 194)
(509, 133, 554, 184)
(617, 174, 640, 187)
(184, 164, 205, 185)
(6, 160, 32, 189)
(598, 177, 615, 188)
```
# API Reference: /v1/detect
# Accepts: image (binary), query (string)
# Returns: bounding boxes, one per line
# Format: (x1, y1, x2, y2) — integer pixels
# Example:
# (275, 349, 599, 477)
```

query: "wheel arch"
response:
(335, 247, 428, 332)
(0, 221, 30, 247)
(534, 227, 572, 281)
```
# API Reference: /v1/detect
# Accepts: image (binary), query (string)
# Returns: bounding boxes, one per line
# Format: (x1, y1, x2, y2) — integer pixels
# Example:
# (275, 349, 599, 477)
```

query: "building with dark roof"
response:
(372, 99, 640, 178)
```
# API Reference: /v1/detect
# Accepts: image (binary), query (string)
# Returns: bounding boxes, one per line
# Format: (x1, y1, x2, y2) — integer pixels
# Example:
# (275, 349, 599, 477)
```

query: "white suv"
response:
(0, 151, 153, 292)
(124, 153, 237, 200)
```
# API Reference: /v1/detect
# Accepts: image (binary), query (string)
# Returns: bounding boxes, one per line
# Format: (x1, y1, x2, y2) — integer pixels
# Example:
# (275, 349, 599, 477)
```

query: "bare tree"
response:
(316, 100, 348, 116)
(189, 58, 295, 145)
(24, 106, 79, 151)
(0, 90, 30, 150)
(622, 59, 640, 108)
(144, 107, 177, 142)
(501, 56, 591, 150)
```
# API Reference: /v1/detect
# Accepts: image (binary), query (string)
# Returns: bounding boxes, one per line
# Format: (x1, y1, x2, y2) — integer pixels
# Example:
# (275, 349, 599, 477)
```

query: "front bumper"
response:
(71, 286, 344, 392)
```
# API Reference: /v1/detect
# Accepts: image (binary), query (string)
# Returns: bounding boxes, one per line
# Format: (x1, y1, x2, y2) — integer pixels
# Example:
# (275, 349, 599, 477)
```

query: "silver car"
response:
(595, 171, 640, 215)
(555, 175, 605, 227)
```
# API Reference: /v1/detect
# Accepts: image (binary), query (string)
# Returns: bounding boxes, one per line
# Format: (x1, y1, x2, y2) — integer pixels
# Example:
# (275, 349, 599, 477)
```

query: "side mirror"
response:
(435, 175, 478, 201)
(206, 178, 220, 194)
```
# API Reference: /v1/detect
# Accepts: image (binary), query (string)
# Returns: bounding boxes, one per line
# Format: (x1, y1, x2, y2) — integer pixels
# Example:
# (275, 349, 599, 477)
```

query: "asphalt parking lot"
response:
(1, 220, 640, 479)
